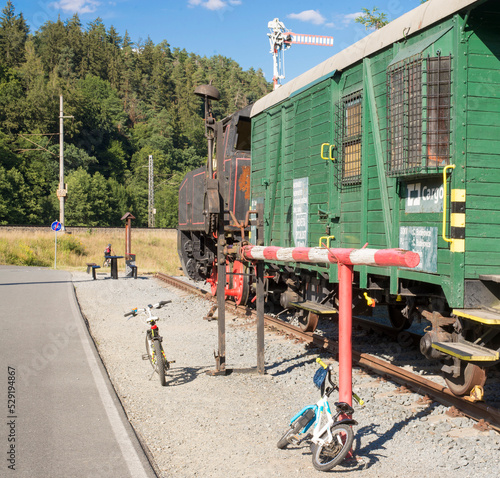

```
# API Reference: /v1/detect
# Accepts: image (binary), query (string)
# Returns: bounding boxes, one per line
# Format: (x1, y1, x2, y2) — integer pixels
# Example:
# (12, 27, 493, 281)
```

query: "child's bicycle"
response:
(277, 358, 364, 471)
(124, 301, 175, 386)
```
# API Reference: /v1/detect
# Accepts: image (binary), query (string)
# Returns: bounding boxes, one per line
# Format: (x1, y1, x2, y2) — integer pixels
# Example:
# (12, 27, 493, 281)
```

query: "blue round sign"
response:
(51, 221, 62, 232)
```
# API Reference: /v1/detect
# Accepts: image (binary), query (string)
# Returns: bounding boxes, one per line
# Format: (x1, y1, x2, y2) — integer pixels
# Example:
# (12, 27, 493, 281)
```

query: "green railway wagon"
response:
(248, 0, 500, 396)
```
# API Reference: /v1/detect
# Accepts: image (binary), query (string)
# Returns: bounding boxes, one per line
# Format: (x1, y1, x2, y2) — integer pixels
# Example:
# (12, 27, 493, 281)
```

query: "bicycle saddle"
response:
(313, 367, 327, 388)
(334, 402, 355, 415)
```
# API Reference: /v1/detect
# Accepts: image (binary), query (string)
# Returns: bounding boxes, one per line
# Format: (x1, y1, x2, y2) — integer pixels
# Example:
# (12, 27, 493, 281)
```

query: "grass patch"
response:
(0, 229, 182, 275)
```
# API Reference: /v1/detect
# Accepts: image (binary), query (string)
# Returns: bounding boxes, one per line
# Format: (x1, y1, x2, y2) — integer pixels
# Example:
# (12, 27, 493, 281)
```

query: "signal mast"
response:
(267, 18, 334, 90)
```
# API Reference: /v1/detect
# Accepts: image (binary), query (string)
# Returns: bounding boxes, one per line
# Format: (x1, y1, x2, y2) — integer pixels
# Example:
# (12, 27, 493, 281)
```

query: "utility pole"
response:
(57, 96, 73, 231)
(148, 154, 155, 227)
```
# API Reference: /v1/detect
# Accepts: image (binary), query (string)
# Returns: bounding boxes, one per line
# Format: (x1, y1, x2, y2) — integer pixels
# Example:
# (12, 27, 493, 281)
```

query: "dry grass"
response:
(0, 228, 182, 275)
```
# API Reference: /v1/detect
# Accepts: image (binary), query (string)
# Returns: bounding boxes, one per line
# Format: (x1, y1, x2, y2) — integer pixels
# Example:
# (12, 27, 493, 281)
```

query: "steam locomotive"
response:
(178, 0, 500, 397)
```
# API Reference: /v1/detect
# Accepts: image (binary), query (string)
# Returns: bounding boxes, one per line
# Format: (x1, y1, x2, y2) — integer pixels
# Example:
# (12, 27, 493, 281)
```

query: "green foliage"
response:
(57, 235, 86, 255)
(64, 168, 113, 226)
(0, 1, 28, 68)
(155, 171, 184, 228)
(0, 2, 272, 227)
(355, 7, 389, 30)
(355, 3, 429, 30)
(0, 164, 31, 224)
(0, 239, 49, 266)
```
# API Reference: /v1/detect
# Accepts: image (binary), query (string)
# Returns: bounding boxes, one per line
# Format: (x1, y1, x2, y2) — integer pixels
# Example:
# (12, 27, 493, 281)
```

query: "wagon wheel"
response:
(230, 260, 250, 306)
(207, 261, 250, 305)
(387, 304, 412, 331)
(298, 311, 319, 333)
(444, 362, 487, 397)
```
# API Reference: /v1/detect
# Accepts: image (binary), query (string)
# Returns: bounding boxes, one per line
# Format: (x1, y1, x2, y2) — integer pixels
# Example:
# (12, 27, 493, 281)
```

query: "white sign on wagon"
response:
(399, 226, 438, 273)
(293, 177, 309, 247)
(405, 180, 444, 213)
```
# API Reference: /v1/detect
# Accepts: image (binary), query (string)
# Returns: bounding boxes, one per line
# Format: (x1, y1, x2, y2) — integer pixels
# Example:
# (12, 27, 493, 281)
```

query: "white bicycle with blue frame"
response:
(277, 358, 364, 471)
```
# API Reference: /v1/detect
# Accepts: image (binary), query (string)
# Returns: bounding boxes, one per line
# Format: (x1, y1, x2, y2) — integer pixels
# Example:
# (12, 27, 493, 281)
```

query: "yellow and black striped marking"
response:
(450, 189, 465, 253)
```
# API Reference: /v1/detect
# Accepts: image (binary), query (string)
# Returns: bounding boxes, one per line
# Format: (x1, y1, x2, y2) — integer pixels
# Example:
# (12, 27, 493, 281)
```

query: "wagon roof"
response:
(250, 0, 484, 117)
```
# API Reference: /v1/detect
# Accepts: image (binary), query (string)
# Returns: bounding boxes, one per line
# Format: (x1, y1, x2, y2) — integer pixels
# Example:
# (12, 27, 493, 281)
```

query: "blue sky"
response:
(11, 0, 425, 83)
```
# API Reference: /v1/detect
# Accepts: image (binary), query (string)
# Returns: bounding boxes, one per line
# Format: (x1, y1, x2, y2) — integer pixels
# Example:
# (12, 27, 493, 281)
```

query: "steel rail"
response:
(155, 272, 500, 430)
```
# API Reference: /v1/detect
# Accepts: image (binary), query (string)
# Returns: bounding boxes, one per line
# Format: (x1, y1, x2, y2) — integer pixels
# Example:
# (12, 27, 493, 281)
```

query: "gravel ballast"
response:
(72, 272, 500, 477)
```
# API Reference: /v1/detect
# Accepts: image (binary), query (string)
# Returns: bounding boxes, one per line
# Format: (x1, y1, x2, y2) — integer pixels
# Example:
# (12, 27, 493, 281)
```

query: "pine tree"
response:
(0, 1, 29, 67)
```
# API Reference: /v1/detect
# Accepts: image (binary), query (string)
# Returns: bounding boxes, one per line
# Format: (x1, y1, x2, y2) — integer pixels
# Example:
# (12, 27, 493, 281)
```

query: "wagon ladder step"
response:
(431, 340, 499, 362)
(453, 308, 500, 326)
(289, 301, 337, 315)
(479, 274, 500, 284)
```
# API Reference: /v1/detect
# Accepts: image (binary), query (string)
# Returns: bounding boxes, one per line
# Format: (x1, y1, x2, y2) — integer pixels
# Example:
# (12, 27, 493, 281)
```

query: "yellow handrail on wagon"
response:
(320, 143, 336, 161)
(319, 236, 335, 248)
(442, 164, 456, 244)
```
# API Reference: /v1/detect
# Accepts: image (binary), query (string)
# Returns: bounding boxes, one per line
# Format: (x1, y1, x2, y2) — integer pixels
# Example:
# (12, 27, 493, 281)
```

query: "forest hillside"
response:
(0, 1, 271, 227)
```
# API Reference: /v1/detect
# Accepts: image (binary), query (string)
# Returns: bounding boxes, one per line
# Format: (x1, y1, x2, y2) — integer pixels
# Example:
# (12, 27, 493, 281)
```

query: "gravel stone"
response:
(72, 272, 500, 478)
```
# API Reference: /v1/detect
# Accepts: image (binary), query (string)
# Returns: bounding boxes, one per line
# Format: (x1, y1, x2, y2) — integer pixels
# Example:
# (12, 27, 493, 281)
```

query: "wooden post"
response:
(121, 212, 135, 260)
(215, 121, 226, 374)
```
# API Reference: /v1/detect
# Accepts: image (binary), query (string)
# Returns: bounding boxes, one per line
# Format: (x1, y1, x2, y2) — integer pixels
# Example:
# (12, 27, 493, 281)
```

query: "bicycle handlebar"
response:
(124, 300, 172, 318)
(315, 358, 364, 406)
(316, 358, 328, 369)
(352, 392, 364, 406)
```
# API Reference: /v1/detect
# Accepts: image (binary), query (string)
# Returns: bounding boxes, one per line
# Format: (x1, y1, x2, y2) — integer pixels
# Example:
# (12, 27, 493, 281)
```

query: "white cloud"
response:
(229, 0, 242, 5)
(188, 0, 231, 10)
(287, 10, 326, 26)
(343, 12, 363, 25)
(49, 0, 101, 14)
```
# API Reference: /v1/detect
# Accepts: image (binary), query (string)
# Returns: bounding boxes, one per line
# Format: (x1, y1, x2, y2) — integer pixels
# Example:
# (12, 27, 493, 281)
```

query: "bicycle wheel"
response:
(310, 423, 354, 471)
(277, 419, 303, 449)
(277, 407, 316, 449)
(153, 339, 166, 386)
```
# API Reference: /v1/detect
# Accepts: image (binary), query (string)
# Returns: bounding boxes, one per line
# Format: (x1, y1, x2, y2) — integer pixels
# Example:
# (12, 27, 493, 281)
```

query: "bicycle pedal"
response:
(288, 434, 300, 445)
(168, 360, 176, 364)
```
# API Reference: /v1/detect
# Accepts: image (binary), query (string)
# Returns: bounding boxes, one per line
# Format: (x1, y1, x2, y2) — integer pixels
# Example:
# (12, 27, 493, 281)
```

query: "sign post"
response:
(51, 221, 62, 269)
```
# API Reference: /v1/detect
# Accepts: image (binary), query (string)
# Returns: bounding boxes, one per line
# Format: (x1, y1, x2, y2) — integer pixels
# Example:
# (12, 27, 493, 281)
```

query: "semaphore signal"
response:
(267, 18, 334, 90)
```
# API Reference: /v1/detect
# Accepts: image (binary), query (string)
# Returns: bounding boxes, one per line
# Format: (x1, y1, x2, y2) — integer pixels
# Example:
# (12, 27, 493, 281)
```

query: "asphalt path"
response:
(0, 266, 157, 478)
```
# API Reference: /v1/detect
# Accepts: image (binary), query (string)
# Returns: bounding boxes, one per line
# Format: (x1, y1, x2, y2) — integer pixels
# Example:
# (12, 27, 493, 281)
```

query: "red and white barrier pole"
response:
(240, 245, 420, 269)
(240, 244, 420, 408)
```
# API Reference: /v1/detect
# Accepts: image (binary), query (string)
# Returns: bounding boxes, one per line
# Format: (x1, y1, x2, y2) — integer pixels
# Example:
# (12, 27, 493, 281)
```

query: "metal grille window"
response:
(426, 55, 451, 167)
(387, 58, 422, 173)
(338, 92, 362, 184)
(387, 54, 452, 175)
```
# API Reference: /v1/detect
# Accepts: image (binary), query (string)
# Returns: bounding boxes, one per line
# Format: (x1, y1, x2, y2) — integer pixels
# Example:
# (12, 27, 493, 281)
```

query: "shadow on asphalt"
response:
(0, 276, 149, 286)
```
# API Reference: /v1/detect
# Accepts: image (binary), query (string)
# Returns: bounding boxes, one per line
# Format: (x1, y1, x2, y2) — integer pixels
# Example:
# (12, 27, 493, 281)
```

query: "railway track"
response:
(155, 272, 500, 431)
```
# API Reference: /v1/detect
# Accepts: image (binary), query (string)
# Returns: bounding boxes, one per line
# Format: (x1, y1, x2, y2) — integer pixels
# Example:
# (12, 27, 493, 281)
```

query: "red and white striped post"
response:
(338, 262, 353, 406)
(240, 245, 420, 405)
(240, 245, 420, 269)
